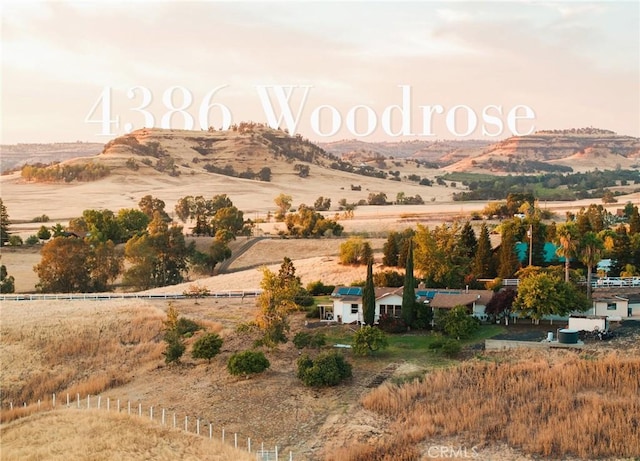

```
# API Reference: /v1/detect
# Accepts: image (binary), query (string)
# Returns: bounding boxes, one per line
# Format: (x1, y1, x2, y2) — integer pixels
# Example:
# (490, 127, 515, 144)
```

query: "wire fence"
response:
(0, 290, 262, 302)
(1, 392, 292, 461)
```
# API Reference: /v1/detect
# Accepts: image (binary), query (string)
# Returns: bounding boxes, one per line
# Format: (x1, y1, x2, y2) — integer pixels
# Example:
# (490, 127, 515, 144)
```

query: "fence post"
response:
(128, 401, 131, 415)
(150, 406, 153, 421)
(107, 398, 110, 411)
(234, 433, 238, 449)
(38, 399, 41, 410)
(222, 428, 225, 443)
(67, 393, 70, 407)
(9, 402, 12, 410)
(97, 396, 101, 409)
(52, 393, 56, 408)
(185, 415, 188, 432)
(275, 445, 278, 461)
(87, 395, 90, 409)
(117, 399, 120, 412)
(289, 451, 293, 461)
(162, 408, 165, 425)
(209, 423, 212, 439)
(138, 403, 142, 417)
(248, 438, 251, 452)
(77, 393, 80, 409)
(196, 418, 200, 435)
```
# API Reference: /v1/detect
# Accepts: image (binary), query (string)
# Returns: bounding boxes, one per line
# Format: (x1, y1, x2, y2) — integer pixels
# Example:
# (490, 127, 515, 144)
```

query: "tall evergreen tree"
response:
(473, 223, 495, 278)
(362, 259, 376, 325)
(0, 199, 10, 247)
(497, 222, 520, 279)
(459, 221, 477, 259)
(401, 240, 416, 328)
(382, 231, 399, 267)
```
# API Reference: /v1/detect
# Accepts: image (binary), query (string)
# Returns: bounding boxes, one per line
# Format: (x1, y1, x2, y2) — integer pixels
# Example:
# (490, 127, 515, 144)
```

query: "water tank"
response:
(558, 329, 579, 344)
(547, 331, 554, 342)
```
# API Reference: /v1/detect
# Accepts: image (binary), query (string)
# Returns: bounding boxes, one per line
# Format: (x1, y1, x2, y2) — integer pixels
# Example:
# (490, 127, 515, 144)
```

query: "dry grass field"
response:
(1, 409, 255, 461)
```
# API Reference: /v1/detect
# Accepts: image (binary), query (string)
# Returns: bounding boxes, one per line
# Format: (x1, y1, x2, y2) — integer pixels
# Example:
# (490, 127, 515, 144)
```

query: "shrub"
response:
(191, 332, 223, 362)
(293, 332, 327, 349)
(227, 350, 270, 376)
(8, 235, 23, 246)
(163, 333, 185, 364)
(297, 352, 352, 387)
(441, 338, 462, 357)
(306, 280, 335, 296)
(25, 235, 39, 246)
(377, 313, 407, 334)
(352, 326, 389, 356)
(176, 317, 202, 337)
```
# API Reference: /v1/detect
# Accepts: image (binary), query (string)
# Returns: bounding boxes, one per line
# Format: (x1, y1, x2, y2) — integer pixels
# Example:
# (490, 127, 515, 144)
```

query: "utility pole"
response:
(527, 223, 533, 266)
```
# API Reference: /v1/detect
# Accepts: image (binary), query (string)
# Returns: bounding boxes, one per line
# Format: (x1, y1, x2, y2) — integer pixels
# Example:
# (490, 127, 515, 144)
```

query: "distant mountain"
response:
(0, 142, 104, 174)
(442, 129, 640, 174)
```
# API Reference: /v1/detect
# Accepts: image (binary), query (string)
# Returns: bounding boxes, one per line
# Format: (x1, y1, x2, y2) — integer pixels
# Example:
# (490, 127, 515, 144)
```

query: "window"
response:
(607, 302, 617, 311)
(351, 304, 359, 314)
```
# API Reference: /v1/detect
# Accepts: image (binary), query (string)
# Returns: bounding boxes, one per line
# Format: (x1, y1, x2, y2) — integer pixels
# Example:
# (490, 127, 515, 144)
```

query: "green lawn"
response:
(321, 324, 506, 368)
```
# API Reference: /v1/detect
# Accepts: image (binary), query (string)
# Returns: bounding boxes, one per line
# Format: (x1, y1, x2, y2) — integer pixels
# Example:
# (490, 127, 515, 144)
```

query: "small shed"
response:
(568, 315, 608, 332)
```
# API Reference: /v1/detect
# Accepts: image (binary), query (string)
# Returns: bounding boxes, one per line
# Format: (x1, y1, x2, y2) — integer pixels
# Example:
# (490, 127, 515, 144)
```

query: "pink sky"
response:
(1, 1, 638, 144)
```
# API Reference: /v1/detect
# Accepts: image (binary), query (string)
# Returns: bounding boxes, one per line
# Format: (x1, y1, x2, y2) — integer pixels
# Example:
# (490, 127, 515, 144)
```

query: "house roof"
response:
(429, 293, 481, 309)
(332, 286, 494, 305)
(374, 287, 403, 300)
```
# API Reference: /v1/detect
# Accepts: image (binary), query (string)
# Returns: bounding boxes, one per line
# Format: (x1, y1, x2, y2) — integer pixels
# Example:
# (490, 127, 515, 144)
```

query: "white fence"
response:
(2, 392, 292, 461)
(0, 290, 262, 302)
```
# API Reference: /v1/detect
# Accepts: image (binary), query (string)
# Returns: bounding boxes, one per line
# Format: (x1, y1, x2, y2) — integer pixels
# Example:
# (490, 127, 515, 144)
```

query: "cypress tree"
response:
(402, 239, 416, 328)
(473, 223, 495, 278)
(362, 259, 376, 325)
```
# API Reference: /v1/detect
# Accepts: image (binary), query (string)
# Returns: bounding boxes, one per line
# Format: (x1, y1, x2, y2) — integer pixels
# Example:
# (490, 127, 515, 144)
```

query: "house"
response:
(331, 286, 494, 324)
(331, 286, 403, 324)
(591, 294, 628, 319)
(417, 289, 495, 322)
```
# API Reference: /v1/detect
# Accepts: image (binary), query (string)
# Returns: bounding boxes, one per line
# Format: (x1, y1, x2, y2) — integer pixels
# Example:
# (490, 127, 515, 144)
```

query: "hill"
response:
(0, 126, 449, 223)
(443, 128, 640, 174)
(0, 142, 104, 174)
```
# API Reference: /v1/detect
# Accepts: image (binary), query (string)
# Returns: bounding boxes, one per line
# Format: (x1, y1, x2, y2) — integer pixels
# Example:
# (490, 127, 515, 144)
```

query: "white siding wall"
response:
(593, 300, 628, 318)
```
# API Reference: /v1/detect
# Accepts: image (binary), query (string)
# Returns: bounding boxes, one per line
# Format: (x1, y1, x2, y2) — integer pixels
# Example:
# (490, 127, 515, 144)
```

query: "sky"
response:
(1, 0, 639, 144)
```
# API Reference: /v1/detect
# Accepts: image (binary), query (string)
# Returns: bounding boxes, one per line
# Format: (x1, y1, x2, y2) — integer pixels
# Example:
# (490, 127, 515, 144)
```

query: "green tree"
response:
(579, 231, 604, 299)
(497, 221, 520, 279)
(513, 273, 588, 323)
(0, 262, 15, 293)
(459, 221, 477, 259)
(555, 222, 578, 283)
(472, 223, 495, 278)
(436, 305, 479, 340)
(123, 212, 190, 289)
(339, 237, 372, 265)
(37, 225, 51, 241)
(34, 237, 92, 292)
(362, 259, 375, 325)
(138, 195, 170, 221)
(0, 198, 10, 247)
(297, 352, 352, 387)
(401, 240, 416, 328)
(227, 350, 270, 376)
(255, 258, 302, 347)
(274, 193, 292, 221)
(414, 223, 470, 287)
(191, 333, 223, 363)
(116, 208, 150, 240)
(352, 325, 389, 355)
(382, 231, 400, 267)
(82, 209, 123, 244)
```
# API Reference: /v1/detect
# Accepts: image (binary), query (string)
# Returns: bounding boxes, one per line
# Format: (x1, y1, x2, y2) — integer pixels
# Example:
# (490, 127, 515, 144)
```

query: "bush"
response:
(306, 280, 335, 296)
(441, 338, 462, 357)
(377, 313, 407, 334)
(8, 235, 23, 246)
(176, 317, 202, 337)
(191, 332, 223, 362)
(297, 352, 352, 387)
(293, 332, 327, 349)
(25, 235, 39, 246)
(163, 333, 186, 364)
(352, 325, 389, 356)
(227, 350, 270, 376)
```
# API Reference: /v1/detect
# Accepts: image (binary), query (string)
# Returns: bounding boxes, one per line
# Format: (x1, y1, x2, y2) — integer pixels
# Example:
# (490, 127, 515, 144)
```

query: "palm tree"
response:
(555, 222, 578, 283)
(579, 231, 604, 299)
